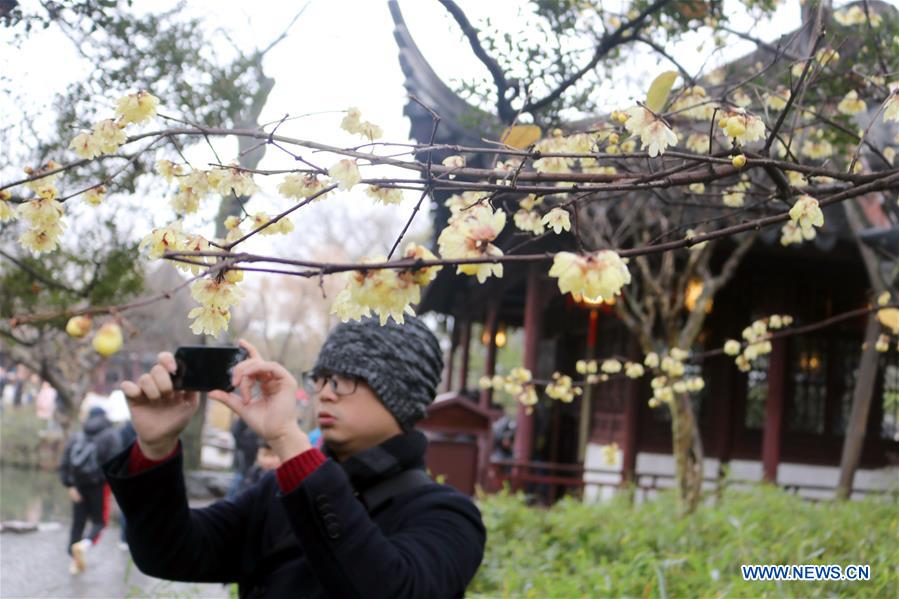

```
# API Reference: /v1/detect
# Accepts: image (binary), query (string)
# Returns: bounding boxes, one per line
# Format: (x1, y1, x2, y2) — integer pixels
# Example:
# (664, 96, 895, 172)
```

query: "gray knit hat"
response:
(312, 316, 443, 430)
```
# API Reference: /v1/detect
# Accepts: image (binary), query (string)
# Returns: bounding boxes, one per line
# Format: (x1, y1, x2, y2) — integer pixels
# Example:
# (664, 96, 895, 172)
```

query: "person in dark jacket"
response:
(227, 417, 261, 499)
(107, 316, 485, 598)
(59, 405, 121, 574)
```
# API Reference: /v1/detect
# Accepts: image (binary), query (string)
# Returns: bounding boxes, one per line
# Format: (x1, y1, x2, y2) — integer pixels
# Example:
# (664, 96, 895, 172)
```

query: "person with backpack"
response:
(107, 316, 486, 598)
(59, 405, 121, 574)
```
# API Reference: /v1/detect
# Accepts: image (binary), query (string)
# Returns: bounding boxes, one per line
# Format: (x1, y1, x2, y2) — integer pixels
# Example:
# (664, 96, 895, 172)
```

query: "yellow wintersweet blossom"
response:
(83, 186, 106, 206)
(685, 229, 708, 251)
(686, 377, 705, 392)
(18, 197, 63, 228)
(444, 191, 487, 215)
(670, 347, 689, 361)
(340, 106, 383, 140)
(624, 362, 644, 378)
(17, 198, 66, 254)
(404, 243, 442, 286)
(723, 339, 741, 356)
(437, 203, 506, 283)
(546, 373, 581, 403)
(718, 109, 766, 145)
(365, 184, 404, 205)
(686, 133, 708, 153)
(513, 209, 545, 235)
(23, 162, 62, 194)
(139, 223, 187, 259)
(69, 131, 102, 159)
(731, 91, 752, 108)
(533, 133, 574, 173)
(883, 85, 899, 123)
(816, 48, 840, 67)
(442, 155, 465, 169)
(875, 334, 890, 353)
(187, 305, 231, 336)
(115, 91, 159, 125)
(224, 215, 242, 230)
(331, 262, 416, 326)
(601, 359, 622, 374)
(178, 169, 211, 198)
(156, 160, 183, 183)
(280, 173, 330, 202)
(340, 107, 362, 133)
(211, 165, 257, 197)
(170, 189, 201, 215)
(723, 181, 749, 208)
(0, 195, 14, 222)
(644, 352, 660, 368)
(780, 221, 815, 246)
(835, 5, 881, 27)
(91, 119, 127, 154)
(877, 291, 892, 306)
(19, 225, 65, 254)
(600, 443, 619, 466)
(332, 245, 442, 326)
(250, 212, 293, 236)
(671, 86, 716, 120)
(624, 106, 677, 157)
(688, 183, 705, 193)
(789, 195, 824, 236)
(765, 88, 790, 111)
(838, 91, 867, 115)
(801, 138, 833, 159)
(549, 250, 631, 303)
(190, 278, 244, 310)
(576, 360, 598, 375)
(542, 207, 571, 234)
(328, 159, 361, 190)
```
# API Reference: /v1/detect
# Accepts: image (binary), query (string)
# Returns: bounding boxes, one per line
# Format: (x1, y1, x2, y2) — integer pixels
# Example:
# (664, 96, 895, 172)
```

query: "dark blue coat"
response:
(104, 436, 485, 599)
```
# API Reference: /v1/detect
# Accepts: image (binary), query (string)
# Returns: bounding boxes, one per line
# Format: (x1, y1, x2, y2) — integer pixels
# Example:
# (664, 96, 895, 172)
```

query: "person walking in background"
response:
(226, 417, 260, 499)
(116, 419, 137, 550)
(237, 438, 283, 493)
(59, 406, 121, 574)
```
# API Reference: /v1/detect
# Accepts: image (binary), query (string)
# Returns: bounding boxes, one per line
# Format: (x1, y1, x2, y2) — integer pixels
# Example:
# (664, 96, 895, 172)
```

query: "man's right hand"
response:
(68, 487, 82, 503)
(121, 352, 199, 460)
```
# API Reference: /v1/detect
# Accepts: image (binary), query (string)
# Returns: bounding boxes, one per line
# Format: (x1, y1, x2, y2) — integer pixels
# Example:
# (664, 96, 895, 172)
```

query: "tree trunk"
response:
(836, 315, 881, 499)
(836, 199, 887, 499)
(671, 392, 704, 514)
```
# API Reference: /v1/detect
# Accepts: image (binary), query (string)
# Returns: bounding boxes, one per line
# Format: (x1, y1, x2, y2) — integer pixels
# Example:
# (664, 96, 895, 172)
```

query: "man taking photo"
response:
(105, 316, 485, 598)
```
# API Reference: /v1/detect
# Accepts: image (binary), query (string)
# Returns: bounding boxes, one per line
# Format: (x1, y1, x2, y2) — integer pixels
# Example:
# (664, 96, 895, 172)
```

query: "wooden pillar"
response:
(480, 300, 500, 408)
(456, 318, 472, 391)
(577, 309, 599, 463)
(714, 357, 734, 462)
(762, 338, 788, 482)
(621, 369, 640, 485)
(444, 319, 458, 392)
(513, 265, 542, 475)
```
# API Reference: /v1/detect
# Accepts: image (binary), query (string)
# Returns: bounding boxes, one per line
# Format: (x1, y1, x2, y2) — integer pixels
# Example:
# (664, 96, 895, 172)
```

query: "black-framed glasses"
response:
(303, 372, 359, 396)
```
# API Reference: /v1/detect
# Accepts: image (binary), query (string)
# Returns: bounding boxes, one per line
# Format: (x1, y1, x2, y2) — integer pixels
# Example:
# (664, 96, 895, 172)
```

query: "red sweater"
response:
(128, 442, 326, 492)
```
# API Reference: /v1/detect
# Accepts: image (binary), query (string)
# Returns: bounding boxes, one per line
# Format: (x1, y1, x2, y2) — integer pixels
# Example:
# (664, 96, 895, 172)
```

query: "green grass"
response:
(470, 485, 899, 598)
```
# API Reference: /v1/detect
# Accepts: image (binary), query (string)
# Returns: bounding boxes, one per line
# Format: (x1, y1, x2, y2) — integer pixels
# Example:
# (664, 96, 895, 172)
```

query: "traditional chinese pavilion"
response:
(390, 1, 899, 501)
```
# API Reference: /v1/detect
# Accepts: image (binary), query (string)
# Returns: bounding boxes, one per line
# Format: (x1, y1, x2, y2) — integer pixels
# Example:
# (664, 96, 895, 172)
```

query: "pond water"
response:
(1, 465, 71, 523)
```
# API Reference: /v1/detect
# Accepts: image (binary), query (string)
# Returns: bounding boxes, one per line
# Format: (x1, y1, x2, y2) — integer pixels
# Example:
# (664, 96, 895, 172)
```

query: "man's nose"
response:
(317, 385, 338, 402)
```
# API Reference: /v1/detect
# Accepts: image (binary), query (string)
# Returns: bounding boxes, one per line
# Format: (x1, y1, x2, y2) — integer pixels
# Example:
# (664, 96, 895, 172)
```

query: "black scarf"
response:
(323, 430, 428, 493)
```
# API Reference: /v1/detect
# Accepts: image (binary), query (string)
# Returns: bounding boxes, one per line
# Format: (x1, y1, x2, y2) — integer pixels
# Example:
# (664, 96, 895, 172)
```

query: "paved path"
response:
(0, 522, 230, 598)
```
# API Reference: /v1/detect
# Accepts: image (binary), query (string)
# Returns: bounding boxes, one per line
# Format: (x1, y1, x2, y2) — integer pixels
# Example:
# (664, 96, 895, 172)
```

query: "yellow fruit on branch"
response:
(65, 315, 92, 338)
(92, 322, 123, 356)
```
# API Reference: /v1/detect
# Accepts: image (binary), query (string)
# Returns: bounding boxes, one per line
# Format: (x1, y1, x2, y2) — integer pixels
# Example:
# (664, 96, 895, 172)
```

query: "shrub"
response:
(470, 485, 899, 598)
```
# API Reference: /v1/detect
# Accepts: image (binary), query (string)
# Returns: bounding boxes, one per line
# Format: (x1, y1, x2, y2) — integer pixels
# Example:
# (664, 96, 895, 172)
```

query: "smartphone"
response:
(171, 346, 249, 392)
